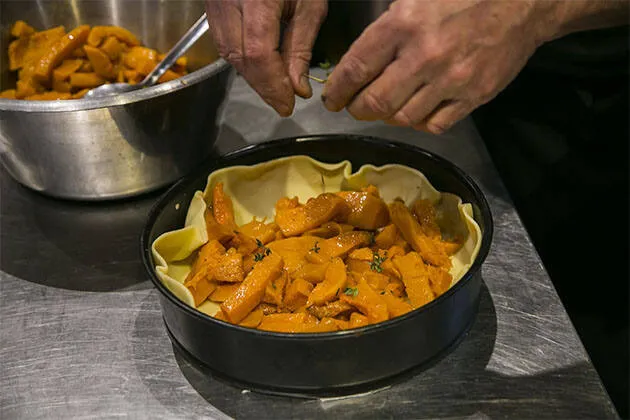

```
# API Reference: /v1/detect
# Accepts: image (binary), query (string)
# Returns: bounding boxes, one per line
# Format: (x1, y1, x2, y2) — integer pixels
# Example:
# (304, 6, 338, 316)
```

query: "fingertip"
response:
(296, 74, 313, 99)
(321, 86, 341, 112)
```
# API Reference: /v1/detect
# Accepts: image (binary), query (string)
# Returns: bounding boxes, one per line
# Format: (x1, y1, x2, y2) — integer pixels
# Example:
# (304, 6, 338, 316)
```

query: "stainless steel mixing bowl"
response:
(0, 0, 232, 200)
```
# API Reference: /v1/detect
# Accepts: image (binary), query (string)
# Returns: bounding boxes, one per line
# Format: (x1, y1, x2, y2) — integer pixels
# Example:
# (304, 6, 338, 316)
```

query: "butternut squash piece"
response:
(340, 280, 389, 324)
(72, 47, 86, 58)
(259, 303, 279, 315)
(79, 60, 93, 72)
(364, 271, 390, 291)
(25, 92, 73, 100)
(99, 36, 125, 60)
(33, 25, 90, 84)
(301, 317, 340, 333)
(72, 88, 89, 99)
(213, 309, 228, 321)
(263, 271, 287, 306)
(349, 312, 369, 328)
(292, 262, 329, 283)
(15, 79, 40, 99)
(307, 257, 347, 306)
(239, 307, 264, 328)
(306, 231, 371, 264)
(0, 90, 17, 99)
(87, 26, 140, 47)
(303, 222, 353, 238)
(348, 247, 373, 261)
(441, 239, 465, 256)
(21, 26, 66, 68)
(385, 279, 405, 298)
(213, 250, 244, 283)
(228, 231, 259, 256)
(389, 201, 451, 268)
(209, 283, 241, 302)
(333, 318, 351, 330)
(186, 240, 225, 280)
(275, 193, 349, 237)
(375, 224, 398, 249)
(266, 236, 319, 273)
(392, 252, 435, 308)
(69, 72, 105, 89)
(336, 191, 389, 230)
(52, 59, 83, 80)
(83, 45, 116, 79)
(157, 69, 181, 83)
(212, 182, 236, 228)
(412, 199, 442, 239)
(283, 277, 314, 311)
(307, 300, 353, 319)
(51, 78, 72, 93)
(203, 209, 234, 244)
(11, 21, 35, 38)
(243, 254, 256, 275)
(184, 271, 217, 307)
(258, 312, 317, 333)
(381, 292, 414, 317)
(238, 219, 278, 245)
(123, 69, 140, 84)
(122, 45, 157, 69)
(8, 37, 31, 71)
(220, 253, 283, 324)
(427, 265, 452, 296)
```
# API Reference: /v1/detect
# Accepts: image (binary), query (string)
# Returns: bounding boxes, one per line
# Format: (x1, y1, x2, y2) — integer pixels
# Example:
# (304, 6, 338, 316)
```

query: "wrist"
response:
(529, 0, 630, 44)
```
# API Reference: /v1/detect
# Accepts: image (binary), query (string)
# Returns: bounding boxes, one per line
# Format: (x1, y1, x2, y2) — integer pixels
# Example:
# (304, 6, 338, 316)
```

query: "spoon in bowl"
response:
(84, 13, 209, 99)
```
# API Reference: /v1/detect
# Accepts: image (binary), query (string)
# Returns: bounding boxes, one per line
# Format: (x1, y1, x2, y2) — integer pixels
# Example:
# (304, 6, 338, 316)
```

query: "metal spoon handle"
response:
(140, 13, 209, 87)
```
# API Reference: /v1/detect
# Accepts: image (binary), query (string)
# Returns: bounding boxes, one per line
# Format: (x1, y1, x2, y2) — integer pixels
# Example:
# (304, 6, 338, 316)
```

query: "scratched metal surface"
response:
(0, 72, 617, 419)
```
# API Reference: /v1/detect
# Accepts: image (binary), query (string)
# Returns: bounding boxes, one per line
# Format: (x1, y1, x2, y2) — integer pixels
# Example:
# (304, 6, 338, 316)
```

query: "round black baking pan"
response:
(141, 134, 494, 395)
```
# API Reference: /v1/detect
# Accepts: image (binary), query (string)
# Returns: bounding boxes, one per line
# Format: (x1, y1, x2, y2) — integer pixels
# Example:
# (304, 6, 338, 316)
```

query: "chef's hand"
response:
(322, 0, 558, 134)
(206, 0, 327, 117)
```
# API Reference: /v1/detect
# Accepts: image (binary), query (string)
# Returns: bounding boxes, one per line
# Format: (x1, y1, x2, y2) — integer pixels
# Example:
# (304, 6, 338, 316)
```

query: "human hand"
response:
(322, 0, 556, 133)
(205, 0, 327, 116)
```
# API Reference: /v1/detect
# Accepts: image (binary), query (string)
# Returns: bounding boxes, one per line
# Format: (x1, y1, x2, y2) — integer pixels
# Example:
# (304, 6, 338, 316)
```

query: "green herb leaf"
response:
(311, 241, 321, 253)
(254, 252, 265, 262)
(370, 251, 386, 273)
(265, 248, 271, 256)
(318, 60, 331, 69)
(343, 287, 359, 297)
(255, 239, 263, 248)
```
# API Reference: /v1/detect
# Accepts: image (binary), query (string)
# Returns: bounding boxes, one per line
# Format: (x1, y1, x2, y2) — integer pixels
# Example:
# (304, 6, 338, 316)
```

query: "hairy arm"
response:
(322, 0, 629, 134)
(545, 0, 629, 40)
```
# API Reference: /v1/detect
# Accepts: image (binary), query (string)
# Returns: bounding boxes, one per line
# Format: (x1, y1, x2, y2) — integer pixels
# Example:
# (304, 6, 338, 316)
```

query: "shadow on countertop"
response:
(0, 164, 167, 292)
(131, 282, 617, 419)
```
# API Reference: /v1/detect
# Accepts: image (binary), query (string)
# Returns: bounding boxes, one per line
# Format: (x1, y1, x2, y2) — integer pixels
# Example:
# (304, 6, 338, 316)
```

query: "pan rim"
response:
(140, 134, 494, 340)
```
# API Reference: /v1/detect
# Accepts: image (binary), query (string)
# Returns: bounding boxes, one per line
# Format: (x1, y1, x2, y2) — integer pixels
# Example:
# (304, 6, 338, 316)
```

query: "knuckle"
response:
(426, 121, 448, 135)
(475, 83, 498, 103)
(392, 110, 413, 127)
(243, 43, 268, 64)
(361, 90, 393, 117)
(447, 64, 473, 87)
(339, 55, 370, 86)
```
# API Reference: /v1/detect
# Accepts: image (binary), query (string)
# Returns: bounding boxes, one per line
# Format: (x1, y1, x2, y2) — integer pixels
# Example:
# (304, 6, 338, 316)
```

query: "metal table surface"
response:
(0, 73, 617, 419)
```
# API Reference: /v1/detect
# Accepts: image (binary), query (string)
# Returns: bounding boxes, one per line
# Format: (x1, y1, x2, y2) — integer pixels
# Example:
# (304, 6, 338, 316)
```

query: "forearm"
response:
(538, 0, 629, 42)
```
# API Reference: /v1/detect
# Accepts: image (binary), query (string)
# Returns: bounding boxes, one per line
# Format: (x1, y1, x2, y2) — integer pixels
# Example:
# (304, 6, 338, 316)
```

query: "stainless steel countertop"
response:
(0, 71, 617, 419)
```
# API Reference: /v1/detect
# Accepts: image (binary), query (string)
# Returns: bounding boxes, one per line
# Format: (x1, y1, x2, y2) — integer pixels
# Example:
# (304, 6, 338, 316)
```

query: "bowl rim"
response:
(140, 134, 494, 340)
(0, 58, 230, 112)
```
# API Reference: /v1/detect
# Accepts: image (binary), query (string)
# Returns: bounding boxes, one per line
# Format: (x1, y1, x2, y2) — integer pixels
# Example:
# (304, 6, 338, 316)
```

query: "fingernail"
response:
(277, 102, 292, 117)
(300, 75, 312, 98)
